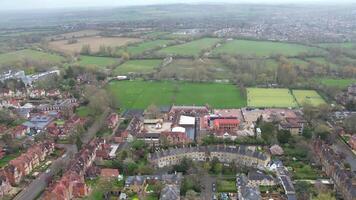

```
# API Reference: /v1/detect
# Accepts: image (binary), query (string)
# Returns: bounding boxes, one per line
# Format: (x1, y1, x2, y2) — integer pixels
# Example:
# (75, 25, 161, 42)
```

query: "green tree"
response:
(277, 130, 291, 144)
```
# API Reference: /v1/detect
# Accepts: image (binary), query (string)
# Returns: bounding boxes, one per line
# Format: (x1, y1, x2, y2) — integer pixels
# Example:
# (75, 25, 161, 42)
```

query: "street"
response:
(201, 175, 216, 200)
(13, 144, 77, 200)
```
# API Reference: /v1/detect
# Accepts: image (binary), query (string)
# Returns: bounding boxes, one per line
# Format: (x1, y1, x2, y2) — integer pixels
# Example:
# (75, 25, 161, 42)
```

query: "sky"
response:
(0, 0, 354, 10)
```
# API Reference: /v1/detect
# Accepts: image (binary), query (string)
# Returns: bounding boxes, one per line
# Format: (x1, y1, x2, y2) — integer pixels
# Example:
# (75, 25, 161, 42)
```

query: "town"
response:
(0, 2, 356, 200)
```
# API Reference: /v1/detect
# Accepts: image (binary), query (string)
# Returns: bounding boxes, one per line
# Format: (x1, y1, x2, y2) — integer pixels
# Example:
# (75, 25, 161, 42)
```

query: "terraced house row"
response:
(313, 140, 356, 200)
(149, 145, 270, 170)
(0, 141, 54, 197)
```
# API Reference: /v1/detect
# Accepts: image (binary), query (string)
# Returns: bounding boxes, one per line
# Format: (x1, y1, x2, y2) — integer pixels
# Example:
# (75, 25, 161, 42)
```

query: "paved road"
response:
(13, 144, 77, 200)
(201, 175, 216, 200)
(332, 138, 356, 172)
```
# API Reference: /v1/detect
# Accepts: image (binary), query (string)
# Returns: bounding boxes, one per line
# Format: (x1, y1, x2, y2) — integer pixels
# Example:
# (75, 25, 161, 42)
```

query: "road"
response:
(332, 138, 356, 172)
(13, 144, 77, 200)
(201, 175, 216, 200)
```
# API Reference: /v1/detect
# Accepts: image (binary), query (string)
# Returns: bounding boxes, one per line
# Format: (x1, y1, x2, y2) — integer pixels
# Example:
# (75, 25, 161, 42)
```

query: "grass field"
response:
(289, 58, 309, 68)
(0, 49, 64, 66)
(120, 39, 172, 56)
(217, 179, 237, 193)
(107, 80, 246, 109)
(292, 90, 326, 106)
(76, 56, 119, 68)
(307, 57, 339, 69)
(247, 88, 298, 108)
(318, 78, 356, 89)
(113, 59, 162, 75)
(160, 58, 233, 80)
(318, 42, 356, 49)
(48, 36, 142, 53)
(157, 38, 220, 56)
(213, 39, 323, 57)
(48, 29, 101, 41)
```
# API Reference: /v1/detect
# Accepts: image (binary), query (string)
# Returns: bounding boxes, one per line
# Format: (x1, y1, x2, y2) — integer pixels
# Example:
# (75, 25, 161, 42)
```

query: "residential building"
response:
(107, 113, 119, 129)
(160, 184, 180, 200)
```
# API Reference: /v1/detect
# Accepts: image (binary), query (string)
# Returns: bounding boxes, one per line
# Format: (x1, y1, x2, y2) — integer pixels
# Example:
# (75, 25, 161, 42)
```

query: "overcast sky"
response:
(0, 0, 354, 10)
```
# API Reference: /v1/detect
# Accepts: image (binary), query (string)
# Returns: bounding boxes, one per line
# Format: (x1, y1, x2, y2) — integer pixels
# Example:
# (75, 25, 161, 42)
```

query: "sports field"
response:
(76, 56, 119, 68)
(247, 88, 298, 108)
(0, 49, 64, 66)
(292, 90, 326, 106)
(213, 40, 323, 57)
(113, 59, 162, 75)
(121, 39, 172, 56)
(107, 80, 246, 109)
(157, 38, 220, 56)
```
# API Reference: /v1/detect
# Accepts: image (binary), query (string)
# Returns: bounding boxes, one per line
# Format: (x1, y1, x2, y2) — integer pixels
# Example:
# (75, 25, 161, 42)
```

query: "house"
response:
(213, 118, 240, 133)
(11, 125, 29, 139)
(236, 174, 261, 200)
(0, 170, 11, 197)
(107, 113, 119, 129)
(160, 131, 191, 146)
(160, 184, 180, 200)
(278, 117, 304, 135)
(22, 115, 54, 131)
(247, 170, 276, 187)
(101, 169, 120, 180)
(348, 135, 356, 150)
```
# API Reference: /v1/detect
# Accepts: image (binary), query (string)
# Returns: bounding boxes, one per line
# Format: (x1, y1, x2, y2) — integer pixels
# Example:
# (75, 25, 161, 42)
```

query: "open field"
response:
(48, 36, 142, 53)
(113, 59, 162, 75)
(120, 39, 172, 56)
(48, 29, 101, 41)
(289, 58, 309, 68)
(157, 38, 220, 56)
(76, 56, 119, 68)
(107, 80, 246, 109)
(247, 88, 298, 108)
(318, 42, 356, 49)
(160, 58, 233, 80)
(213, 40, 323, 57)
(217, 179, 237, 193)
(307, 57, 339, 69)
(292, 90, 326, 106)
(318, 78, 356, 89)
(0, 49, 64, 67)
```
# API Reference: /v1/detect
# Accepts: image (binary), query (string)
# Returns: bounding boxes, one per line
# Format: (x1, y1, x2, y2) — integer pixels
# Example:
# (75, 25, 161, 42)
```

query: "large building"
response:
(149, 145, 270, 170)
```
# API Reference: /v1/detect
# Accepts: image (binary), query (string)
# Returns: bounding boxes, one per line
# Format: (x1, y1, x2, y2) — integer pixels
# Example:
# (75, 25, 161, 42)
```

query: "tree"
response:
(172, 157, 191, 174)
(75, 136, 83, 149)
(121, 52, 130, 60)
(145, 104, 161, 119)
(344, 114, 356, 133)
(314, 124, 330, 141)
(312, 192, 335, 200)
(277, 130, 291, 144)
(185, 190, 199, 200)
(80, 44, 91, 55)
(277, 60, 297, 86)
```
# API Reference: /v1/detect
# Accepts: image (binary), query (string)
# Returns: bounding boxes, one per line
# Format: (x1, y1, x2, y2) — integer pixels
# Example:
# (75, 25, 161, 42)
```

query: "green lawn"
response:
(107, 80, 246, 109)
(213, 40, 323, 57)
(318, 78, 356, 89)
(76, 56, 119, 68)
(318, 42, 356, 49)
(122, 40, 172, 56)
(292, 90, 326, 106)
(157, 38, 220, 56)
(217, 179, 237, 193)
(76, 106, 90, 117)
(113, 59, 162, 75)
(0, 49, 64, 66)
(161, 58, 233, 80)
(247, 88, 298, 108)
(0, 152, 20, 168)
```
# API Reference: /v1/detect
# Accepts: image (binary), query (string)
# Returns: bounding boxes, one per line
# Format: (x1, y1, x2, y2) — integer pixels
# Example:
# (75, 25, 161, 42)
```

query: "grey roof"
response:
(160, 185, 180, 200)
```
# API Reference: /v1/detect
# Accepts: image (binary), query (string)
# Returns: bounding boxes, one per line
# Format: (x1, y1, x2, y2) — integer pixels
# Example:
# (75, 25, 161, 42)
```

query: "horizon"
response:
(0, 0, 355, 11)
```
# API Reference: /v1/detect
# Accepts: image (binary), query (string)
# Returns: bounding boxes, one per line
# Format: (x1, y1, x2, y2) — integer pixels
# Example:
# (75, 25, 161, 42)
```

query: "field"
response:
(213, 39, 323, 57)
(247, 88, 298, 108)
(289, 58, 309, 68)
(120, 39, 172, 56)
(318, 78, 356, 89)
(107, 80, 246, 109)
(48, 36, 142, 53)
(307, 57, 339, 69)
(0, 49, 64, 67)
(318, 42, 356, 49)
(157, 38, 220, 56)
(113, 59, 162, 75)
(217, 179, 237, 193)
(76, 56, 120, 68)
(292, 90, 326, 106)
(160, 58, 233, 80)
(48, 29, 101, 40)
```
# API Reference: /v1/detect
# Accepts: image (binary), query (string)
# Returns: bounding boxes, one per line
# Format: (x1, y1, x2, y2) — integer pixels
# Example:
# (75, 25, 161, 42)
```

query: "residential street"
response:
(332, 138, 356, 172)
(201, 175, 216, 200)
(13, 144, 77, 200)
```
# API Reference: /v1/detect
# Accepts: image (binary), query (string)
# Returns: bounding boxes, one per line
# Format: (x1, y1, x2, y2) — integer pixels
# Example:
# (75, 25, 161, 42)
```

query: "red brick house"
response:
(101, 168, 119, 179)
(107, 113, 119, 129)
(213, 118, 239, 133)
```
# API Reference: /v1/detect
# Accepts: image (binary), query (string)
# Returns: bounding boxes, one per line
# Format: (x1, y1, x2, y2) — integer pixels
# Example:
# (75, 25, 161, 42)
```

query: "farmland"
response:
(48, 36, 142, 53)
(213, 39, 323, 57)
(48, 29, 101, 41)
(113, 59, 162, 75)
(76, 56, 119, 68)
(159, 58, 233, 80)
(157, 38, 220, 56)
(318, 78, 356, 89)
(292, 90, 326, 106)
(107, 80, 246, 109)
(0, 49, 64, 67)
(247, 88, 298, 108)
(318, 42, 356, 49)
(120, 39, 172, 56)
